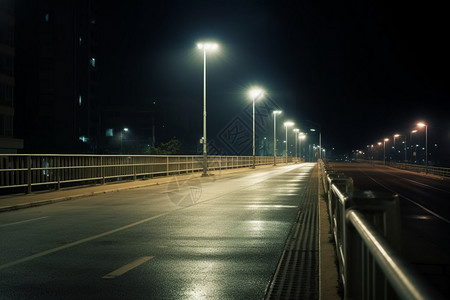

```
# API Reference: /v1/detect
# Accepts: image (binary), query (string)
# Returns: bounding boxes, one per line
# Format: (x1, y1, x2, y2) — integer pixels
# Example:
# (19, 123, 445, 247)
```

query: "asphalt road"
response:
(329, 162, 450, 297)
(0, 163, 316, 300)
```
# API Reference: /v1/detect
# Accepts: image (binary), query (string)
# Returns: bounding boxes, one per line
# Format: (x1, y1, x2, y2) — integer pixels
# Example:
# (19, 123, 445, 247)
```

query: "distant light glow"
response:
(284, 121, 294, 127)
(273, 110, 282, 115)
(417, 122, 426, 127)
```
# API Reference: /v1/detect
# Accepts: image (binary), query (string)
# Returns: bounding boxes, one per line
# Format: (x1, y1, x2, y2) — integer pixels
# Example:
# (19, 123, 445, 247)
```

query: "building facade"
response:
(0, 0, 24, 153)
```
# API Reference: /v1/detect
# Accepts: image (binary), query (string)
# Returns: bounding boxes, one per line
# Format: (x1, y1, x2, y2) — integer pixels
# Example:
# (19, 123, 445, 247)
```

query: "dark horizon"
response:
(7, 0, 449, 161)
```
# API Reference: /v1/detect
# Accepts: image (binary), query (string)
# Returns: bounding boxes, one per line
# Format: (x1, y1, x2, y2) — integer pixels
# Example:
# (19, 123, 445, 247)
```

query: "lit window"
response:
(90, 58, 96, 68)
(105, 128, 113, 137)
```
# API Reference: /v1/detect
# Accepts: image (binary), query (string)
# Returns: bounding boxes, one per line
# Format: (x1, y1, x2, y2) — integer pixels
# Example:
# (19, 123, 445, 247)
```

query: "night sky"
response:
(94, 0, 449, 154)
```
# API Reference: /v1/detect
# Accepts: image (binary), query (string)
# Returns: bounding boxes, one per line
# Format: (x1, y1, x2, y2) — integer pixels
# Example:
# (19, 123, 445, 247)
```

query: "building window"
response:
(105, 128, 113, 137)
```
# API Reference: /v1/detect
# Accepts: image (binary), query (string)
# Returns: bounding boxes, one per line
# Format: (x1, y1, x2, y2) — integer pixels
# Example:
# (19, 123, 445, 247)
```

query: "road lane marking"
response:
(0, 216, 49, 228)
(102, 256, 154, 279)
(0, 164, 316, 271)
(363, 171, 450, 224)
(0, 211, 172, 271)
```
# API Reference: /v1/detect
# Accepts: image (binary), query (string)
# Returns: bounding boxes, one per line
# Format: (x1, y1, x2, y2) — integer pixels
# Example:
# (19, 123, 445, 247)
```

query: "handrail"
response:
(0, 154, 296, 194)
(347, 209, 443, 300)
(319, 159, 444, 300)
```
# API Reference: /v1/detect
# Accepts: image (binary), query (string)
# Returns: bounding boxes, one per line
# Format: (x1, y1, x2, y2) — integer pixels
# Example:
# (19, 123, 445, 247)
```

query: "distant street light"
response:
(410, 129, 418, 163)
(299, 133, 306, 161)
(284, 121, 294, 163)
(394, 133, 407, 162)
(383, 138, 389, 165)
(272, 110, 282, 165)
(417, 122, 428, 173)
(249, 88, 265, 168)
(293, 129, 299, 162)
(197, 42, 219, 176)
(121, 127, 129, 154)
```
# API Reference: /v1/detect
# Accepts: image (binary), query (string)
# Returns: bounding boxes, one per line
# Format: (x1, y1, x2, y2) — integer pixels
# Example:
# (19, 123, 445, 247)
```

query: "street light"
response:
(417, 122, 428, 173)
(410, 129, 418, 163)
(272, 110, 282, 165)
(249, 88, 264, 168)
(394, 133, 407, 162)
(293, 129, 299, 162)
(299, 132, 305, 162)
(197, 42, 218, 176)
(383, 138, 389, 165)
(121, 127, 129, 154)
(284, 121, 294, 163)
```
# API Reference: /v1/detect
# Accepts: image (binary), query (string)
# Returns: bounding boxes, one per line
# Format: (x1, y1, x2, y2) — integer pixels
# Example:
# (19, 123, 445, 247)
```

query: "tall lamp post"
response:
(249, 88, 264, 168)
(273, 110, 282, 165)
(299, 133, 305, 162)
(284, 121, 294, 163)
(120, 127, 129, 154)
(417, 122, 428, 173)
(394, 134, 407, 162)
(293, 128, 299, 162)
(383, 138, 389, 165)
(197, 42, 218, 176)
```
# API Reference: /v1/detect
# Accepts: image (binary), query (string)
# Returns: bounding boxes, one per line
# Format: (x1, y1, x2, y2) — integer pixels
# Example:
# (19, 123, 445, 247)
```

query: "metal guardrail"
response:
(0, 154, 294, 194)
(358, 159, 450, 178)
(319, 160, 444, 300)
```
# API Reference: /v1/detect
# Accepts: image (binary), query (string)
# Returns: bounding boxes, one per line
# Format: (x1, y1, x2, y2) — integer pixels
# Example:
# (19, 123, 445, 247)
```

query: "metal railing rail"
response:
(319, 159, 444, 300)
(0, 154, 295, 194)
(357, 159, 450, 178)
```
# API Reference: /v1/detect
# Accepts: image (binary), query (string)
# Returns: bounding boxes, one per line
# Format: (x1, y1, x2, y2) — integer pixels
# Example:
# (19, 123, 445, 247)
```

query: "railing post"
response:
(56, 156, 60, 190)
(101, 156, 105, 184)
(133, 156, 137, 181)
(166, 156, 169, 177)
(26, 155, 31, 194)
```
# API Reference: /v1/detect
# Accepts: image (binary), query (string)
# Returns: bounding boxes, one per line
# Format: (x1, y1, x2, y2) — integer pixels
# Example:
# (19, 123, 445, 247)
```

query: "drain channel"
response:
(266, 166, 319, 299)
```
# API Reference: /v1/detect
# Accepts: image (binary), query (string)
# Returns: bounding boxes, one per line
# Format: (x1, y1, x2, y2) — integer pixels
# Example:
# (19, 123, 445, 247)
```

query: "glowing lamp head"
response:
(394, 134, 400, 138)
(293, 128, 299, 133)
(284, 121, 294, 127)
(197, 42, 219, 51)
(273, 110, 282, 115)
(384, 138, 389, 142)
(123, 128, 129, 132)
(417, 122, 426, 127)
(249, 88, 264, 100)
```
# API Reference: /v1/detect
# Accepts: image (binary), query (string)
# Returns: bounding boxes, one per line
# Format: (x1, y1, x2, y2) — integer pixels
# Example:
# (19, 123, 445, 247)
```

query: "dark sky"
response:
(95, 0, 449, 154)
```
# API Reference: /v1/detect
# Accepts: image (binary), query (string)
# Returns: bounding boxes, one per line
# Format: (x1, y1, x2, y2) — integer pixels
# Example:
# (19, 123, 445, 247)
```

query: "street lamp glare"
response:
(284, 121, 294, 127)
(293, 128, 299, 133)
(394, 134, 400, 138)
(123, 128, 129, 132)
(273, 110, 282, 115)
(197, 42, 219, 51)
(384, 138, 389, 142)
(417, 122, 426, 127)
(249, 88, 264, 100)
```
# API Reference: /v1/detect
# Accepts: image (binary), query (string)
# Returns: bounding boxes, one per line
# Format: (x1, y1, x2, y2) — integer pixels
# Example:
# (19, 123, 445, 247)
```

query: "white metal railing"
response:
(320, 160, 444, 300)
(0, 154, 294, 194)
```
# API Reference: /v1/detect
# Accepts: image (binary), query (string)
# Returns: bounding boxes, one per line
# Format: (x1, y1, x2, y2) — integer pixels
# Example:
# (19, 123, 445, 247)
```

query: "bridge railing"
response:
(0, 154, 294, 194)
(320, 160, 443, 300)
(357, 159, 450, 177)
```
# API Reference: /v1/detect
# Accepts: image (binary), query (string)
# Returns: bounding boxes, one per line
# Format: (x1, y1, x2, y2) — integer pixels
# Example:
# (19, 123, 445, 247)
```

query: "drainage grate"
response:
(266, 166, 319, 300)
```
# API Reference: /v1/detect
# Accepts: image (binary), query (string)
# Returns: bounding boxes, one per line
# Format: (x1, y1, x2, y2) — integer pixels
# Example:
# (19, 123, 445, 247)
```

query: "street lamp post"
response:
(273, 110, 282, 165)
(299, 133, 305, 162)
(410, 129, 418, 163)
(120, 127, 129, 154)
(197, 42, 218, 177)
(293, 129, 299, 162)
(383, 138, 389, 165)
(249, 88, 264, 168)
(417, 122, 428, 173)
(284, 121, 294, 163)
